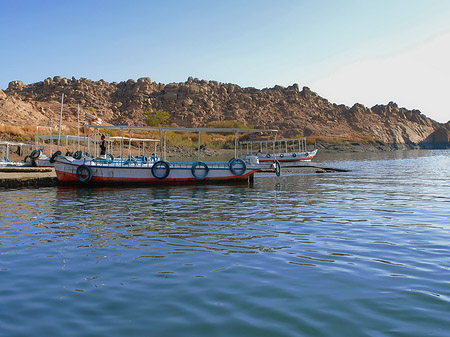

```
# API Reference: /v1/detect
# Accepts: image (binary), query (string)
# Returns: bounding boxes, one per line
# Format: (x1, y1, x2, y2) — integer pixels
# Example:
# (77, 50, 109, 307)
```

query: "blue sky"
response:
(1, 0, 449, 122)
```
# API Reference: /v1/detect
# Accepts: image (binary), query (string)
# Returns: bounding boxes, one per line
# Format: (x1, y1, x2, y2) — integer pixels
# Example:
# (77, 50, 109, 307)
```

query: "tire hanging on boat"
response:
(151, 160, 170, 179)
(274, 160, 281, 177)
(229, 158, 246, 176)
(76, 164, 92, 183)
(31, 149, 41, 159)
(191, 161, 209, 179)
(73, 151, 83, 160)
(49, 150, 62, 163)
(292, 153, 297, 158)
(124, 156, 137, 166)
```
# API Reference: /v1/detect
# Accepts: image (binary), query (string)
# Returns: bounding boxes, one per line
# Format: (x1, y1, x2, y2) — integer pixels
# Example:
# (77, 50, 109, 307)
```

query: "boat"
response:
(31, 134, 94, 167)
(0, 140, 34, 167)
(32, 97, 91, 167)
(32, 104, 161, 169)
(53, 125, 280, 185)
(240, 137, 318, 163)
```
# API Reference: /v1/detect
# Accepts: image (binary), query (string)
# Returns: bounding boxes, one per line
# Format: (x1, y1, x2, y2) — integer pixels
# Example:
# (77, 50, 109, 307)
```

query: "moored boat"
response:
(0, 140, 34, 167)
(53, 125, 280, 185)
(240, 137, 318, 163)
(53, 156, 260, 185)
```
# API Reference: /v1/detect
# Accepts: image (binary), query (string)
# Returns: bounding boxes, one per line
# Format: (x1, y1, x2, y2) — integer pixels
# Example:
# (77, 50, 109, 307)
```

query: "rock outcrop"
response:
(1, 76, 449, 148)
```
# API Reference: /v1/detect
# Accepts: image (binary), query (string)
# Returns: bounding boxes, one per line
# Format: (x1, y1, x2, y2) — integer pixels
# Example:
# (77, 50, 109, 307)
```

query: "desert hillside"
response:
(1, 76, 449, 149)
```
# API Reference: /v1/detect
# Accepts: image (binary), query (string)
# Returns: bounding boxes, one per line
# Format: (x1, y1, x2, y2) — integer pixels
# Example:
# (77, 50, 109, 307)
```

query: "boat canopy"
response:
(0, 140, 32, 146)
(37, 135, 91, 142)
(239, 137, 310, 155)
(109, 136, 160, 142)
(85, 125, 278, 133)
(85, 125, 278, 161)
(0, 140, 33, 161)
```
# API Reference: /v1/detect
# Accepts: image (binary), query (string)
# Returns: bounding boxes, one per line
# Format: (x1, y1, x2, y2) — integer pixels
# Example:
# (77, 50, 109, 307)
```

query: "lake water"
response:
(1, 150, 450, 336)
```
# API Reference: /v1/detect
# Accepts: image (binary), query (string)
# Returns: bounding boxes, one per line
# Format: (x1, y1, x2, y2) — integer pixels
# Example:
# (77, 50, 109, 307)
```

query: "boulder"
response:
(300, 86, 312, 99)
(43, 77, 53, 88)
(205, 100, 214, 109)
(8, 80, 24, 91)
(164, 92, 178, 101)
(187, 84, 200, 95)
(137, 77, 152, 85)
(164, 83, 178, 92)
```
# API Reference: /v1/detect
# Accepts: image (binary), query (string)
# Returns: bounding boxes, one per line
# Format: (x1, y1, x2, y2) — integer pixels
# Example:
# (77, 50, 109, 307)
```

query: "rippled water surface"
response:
(1, 150, 450, 336)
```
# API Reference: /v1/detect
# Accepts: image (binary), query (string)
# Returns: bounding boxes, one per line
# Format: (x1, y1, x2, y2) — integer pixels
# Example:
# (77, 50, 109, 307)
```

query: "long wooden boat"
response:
(53, 156, 261, 185)
(53, 125, 279, 185)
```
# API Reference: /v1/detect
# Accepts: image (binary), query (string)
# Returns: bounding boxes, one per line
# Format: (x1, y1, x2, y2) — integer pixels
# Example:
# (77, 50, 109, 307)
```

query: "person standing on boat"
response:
(100, 135, 106, 157)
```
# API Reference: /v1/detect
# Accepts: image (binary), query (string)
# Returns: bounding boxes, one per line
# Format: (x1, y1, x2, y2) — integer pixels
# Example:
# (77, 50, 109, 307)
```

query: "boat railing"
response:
(84, 158, 237, 170)
(168, 161, 231, 169)
(86, 158, 154, 167)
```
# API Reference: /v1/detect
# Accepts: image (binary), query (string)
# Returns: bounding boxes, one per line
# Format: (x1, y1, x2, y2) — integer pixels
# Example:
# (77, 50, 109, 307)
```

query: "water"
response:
(1, 150, 450, 336)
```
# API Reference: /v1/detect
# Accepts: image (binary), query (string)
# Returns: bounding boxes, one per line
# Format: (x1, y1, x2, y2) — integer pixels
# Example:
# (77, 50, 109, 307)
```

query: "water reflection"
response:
(1, 150, 449, 260)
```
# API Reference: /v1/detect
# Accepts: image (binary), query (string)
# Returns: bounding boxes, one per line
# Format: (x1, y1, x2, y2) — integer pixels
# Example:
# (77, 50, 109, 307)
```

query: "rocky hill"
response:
(1, 76, 449, 149)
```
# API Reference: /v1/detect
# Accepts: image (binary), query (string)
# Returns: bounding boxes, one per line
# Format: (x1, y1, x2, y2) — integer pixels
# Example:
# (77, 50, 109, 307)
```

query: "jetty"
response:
(0, 167, 57, 188)
(258, 164, 349, 174)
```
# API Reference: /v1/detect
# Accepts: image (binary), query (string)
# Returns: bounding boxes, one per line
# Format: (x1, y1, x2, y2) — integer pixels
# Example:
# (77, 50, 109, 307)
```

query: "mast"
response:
(77, 104, 80, 151)
(57, 93, 64, 152)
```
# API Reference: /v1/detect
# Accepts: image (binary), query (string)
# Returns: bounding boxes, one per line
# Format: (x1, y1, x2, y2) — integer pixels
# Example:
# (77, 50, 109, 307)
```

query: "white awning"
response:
(109, 136, 160, 142)
(37, 135, 91, 142)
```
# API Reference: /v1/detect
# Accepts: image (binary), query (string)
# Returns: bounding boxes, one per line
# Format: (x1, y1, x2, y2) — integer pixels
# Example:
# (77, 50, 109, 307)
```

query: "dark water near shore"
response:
(1, 150, 450, 336)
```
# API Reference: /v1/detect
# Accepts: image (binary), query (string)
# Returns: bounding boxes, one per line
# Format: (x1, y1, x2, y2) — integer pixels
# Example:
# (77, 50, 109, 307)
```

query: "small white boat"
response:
(53, 125, 280, 185)
(240, 137, 318, 163)
(32, 134, 160, 168)
(0, 158, 33, 168)
(0, 140, 34, 167)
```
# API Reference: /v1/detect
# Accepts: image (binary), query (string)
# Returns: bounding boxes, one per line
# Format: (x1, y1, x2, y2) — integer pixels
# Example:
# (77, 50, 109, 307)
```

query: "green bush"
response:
(144, 108, 170, 127)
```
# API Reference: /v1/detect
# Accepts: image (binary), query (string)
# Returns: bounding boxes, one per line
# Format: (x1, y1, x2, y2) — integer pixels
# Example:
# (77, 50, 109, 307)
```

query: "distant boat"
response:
(240, 137, 318, 163)
(0, 140, 33, 167)
(53, 125, 280, 185)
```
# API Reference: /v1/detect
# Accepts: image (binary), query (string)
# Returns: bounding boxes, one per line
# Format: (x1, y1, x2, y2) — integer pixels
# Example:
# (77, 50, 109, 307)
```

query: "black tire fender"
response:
(49, 150, 62, 163)
(229, 158, 247, 176)
(31, 149, 41, 159)
(191, 161, 209, 179)
(151, 161, 170, 179)
(76, 164, 92, 183)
